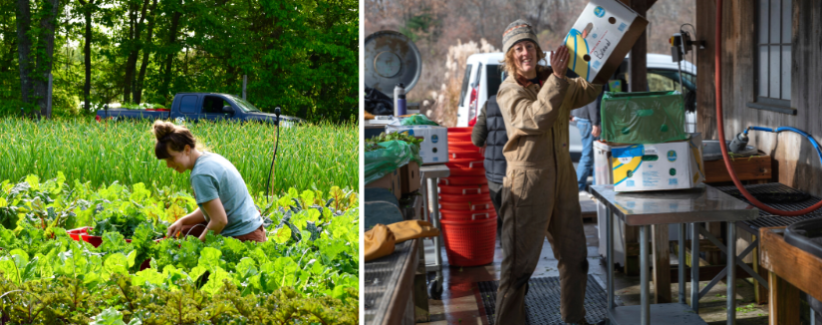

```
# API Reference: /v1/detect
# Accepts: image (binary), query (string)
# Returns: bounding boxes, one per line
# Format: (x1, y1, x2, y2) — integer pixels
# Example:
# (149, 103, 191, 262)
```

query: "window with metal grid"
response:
(747, 0, 793, 114)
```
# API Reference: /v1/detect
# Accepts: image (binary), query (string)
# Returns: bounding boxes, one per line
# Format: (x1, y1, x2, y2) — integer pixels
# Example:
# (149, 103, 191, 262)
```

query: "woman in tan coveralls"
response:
(494, 19, 603, 325)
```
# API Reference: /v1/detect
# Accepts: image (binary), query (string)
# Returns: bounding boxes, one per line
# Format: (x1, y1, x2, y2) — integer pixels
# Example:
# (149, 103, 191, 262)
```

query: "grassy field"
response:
(0, 118, 358, 195)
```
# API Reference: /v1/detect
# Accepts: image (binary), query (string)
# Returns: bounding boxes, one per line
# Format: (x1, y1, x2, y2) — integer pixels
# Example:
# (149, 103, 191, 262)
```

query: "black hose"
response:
(265, 106, 282, 198)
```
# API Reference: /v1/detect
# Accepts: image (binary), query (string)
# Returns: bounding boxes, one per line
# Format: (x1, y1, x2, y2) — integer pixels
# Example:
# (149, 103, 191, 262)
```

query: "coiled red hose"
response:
(714, 0, 822, 216)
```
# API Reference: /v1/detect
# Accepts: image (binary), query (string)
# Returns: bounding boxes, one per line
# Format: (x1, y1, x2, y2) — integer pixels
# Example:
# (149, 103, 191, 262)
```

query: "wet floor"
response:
(419, 219, 771, 325)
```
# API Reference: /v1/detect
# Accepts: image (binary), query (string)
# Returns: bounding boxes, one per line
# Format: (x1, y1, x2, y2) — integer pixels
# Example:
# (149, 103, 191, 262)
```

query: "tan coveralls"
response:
(494, 67, 602, 324)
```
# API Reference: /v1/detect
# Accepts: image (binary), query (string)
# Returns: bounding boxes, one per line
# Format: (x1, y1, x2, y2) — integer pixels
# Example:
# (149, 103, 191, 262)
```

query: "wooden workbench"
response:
(759, 226, 822, 325)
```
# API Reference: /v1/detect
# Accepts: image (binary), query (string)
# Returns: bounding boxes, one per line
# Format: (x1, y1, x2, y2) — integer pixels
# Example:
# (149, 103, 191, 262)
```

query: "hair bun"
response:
(152, 120, 176, 140)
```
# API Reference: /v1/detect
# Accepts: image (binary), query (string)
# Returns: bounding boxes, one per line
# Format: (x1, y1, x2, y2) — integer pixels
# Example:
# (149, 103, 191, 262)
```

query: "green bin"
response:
(600, 90, 686, 144)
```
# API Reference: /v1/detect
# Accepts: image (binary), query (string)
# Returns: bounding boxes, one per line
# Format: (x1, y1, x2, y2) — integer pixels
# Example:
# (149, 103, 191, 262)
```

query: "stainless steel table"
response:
(590, 184, 758, 325)
(420, 164, 449, 298)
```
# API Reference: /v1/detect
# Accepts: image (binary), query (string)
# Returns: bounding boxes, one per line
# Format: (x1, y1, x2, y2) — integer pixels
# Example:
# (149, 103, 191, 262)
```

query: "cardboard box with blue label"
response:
(563, 0, 649, 84)
(605, 133, 704, 192)
(386, 125, 449, 165)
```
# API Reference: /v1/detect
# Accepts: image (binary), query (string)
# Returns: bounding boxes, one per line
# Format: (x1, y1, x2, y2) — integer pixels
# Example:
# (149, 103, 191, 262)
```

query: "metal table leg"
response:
(679, 223, 686, 304)
(426, 178, 443, 293)
(691, 222, 700, 312)
(607, 206, 614, 311)
(640, 225, 650, 325)
(727, 222, 736, 325)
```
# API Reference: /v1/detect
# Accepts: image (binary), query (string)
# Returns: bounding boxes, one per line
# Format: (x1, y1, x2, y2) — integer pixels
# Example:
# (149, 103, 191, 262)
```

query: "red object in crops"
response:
(67, 227, 158, 270)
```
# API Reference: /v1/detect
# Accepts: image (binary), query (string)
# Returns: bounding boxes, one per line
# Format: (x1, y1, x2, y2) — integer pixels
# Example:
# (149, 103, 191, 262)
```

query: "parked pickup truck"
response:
(95, 92, 302, 126)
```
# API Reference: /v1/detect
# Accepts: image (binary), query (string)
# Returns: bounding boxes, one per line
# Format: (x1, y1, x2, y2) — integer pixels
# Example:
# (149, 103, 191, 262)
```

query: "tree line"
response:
(1, 0, 358, 122)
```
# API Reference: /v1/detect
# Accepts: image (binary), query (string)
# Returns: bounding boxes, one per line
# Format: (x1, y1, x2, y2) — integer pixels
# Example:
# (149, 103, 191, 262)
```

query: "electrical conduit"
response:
(715, 0, 822, 216)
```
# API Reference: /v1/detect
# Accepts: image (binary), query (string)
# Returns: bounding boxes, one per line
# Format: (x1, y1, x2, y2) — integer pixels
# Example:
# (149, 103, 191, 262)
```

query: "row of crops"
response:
(0, 118, 358, 195)
(0, 174, 359, 324)
(0, 116, 359, 324)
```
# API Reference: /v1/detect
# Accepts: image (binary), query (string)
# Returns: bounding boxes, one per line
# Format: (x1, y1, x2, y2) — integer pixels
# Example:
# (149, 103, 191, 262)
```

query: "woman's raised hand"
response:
(551, 45, 570, 79)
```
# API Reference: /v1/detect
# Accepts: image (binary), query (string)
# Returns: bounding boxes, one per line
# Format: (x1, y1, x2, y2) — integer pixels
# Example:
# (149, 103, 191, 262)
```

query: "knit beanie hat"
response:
(502, 19, 539, 54)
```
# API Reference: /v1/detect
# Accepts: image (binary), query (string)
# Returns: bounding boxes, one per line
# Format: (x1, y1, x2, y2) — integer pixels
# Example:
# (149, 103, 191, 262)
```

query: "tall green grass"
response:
(0, 118, 358, 194)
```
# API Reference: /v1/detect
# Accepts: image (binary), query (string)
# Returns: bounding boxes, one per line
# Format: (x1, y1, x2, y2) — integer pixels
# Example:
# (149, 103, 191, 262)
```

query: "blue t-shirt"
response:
(190, 152, 262, 237)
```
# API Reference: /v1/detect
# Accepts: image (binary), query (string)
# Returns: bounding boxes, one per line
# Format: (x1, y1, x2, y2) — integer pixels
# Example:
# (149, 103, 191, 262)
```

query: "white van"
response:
(457, 52, 697, 161)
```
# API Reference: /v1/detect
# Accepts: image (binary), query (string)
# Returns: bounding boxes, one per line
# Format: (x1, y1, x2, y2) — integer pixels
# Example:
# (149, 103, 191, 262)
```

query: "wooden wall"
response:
(696, 0, 822, 196)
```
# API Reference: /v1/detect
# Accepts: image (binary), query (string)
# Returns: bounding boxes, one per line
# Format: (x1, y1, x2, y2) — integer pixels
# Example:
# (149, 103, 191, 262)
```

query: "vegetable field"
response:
(0, 174, 359, 324)
(0, 118, 358, 195)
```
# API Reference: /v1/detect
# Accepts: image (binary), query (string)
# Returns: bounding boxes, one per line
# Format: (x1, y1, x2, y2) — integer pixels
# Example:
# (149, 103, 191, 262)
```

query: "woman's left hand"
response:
(551, 45, 570, 79)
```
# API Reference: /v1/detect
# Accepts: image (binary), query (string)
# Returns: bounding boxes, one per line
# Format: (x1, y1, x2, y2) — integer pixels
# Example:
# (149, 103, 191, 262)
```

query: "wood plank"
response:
(414, 239, 429, 322)
(652, 239, 721, 258)
(706, 222, 723, 265)
(627, 0, 652, 93)
(753, 235, 769, 305)
(769, 271, 801, 325)
(703, 154, 772, 183)
(670, 240, 715, 267)
(695, 0, 717, 138)
(652, 225, 671, 303)
(382, 240, 419, 325)
(668, 264, 755, 283)
(759, 226, 822, 302)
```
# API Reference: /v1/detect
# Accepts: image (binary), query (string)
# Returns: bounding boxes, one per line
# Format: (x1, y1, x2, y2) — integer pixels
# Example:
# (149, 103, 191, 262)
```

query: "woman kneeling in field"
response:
(153, 120, 266, 243)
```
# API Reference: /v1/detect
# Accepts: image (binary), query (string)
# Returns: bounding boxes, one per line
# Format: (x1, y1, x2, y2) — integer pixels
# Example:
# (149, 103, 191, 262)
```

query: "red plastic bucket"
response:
(439, 200, 493, 211)
(67, 227, 156, 270)
(447, 160, 484, 169)
(448, 142, 479, 152)
(450, 151, 483, 160)
(447, 165, 486, 177)
(448, 127, 474, 133)
(448, 134, 472, 142)
(440, 208, 497, 221)
(439, 184, 489, 195)
(439, 193, 492, 202)
(68, 227, 127, 247)
(439, 177, 487, 186)
(441, 215, 497, 267)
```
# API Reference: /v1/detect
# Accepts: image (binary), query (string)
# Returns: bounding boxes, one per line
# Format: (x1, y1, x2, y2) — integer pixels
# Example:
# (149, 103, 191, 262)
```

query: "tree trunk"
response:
(123, 0, 149, 103)
(159, 4, 181, 102)
(33, 0, 60, 119)
(80, 0, 93, 112)
(15, 0, 33, 115)
(133, 0, 158, 104)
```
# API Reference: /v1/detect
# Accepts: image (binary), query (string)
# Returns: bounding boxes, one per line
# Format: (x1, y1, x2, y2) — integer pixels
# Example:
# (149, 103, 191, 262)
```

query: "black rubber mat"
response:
(477, 274, 608, 325)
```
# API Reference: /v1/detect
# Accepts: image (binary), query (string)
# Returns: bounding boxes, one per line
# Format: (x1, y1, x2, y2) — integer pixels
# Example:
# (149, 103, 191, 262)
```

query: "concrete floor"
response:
(419, 218, 771, 325)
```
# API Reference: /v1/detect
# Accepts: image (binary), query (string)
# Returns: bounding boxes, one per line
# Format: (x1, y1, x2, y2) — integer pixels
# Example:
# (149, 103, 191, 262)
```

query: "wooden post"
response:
(695, 0, 717, 138)
(626, 0, 656, 93)
(242, 74, 247, 100)
(769, 271, 801, 325)
(652, 224, 671, 303)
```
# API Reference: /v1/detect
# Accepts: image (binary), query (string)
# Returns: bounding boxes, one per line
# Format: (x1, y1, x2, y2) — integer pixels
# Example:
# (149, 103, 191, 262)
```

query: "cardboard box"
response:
(365, 168, 402, 199)
(563, 0, 649, 84)
(400, 161, 420, 194)
(596, 134, 704, 192)
(386, 125, 449, 165)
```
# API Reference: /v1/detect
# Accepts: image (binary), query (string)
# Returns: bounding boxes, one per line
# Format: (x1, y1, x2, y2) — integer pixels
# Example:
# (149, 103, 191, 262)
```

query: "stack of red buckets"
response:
(438, 126, 497, 267)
